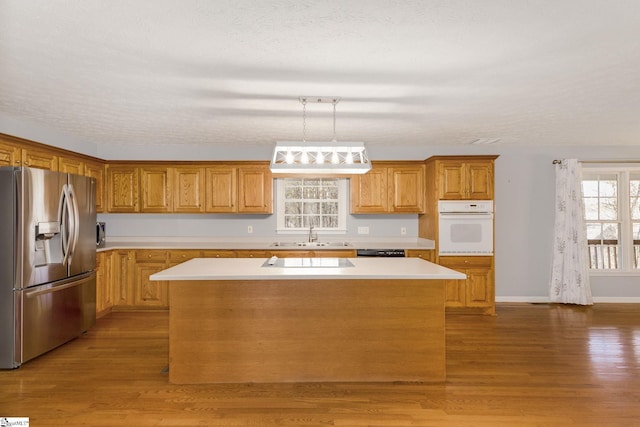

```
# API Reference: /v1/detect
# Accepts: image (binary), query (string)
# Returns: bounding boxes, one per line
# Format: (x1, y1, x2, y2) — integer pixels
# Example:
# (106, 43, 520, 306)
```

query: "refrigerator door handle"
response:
(59, 184, 71, 267)
(67, 184, 80, 263)
(59, 183, 79, 267)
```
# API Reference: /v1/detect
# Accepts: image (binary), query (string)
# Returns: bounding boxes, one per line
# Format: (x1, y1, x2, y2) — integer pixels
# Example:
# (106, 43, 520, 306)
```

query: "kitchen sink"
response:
(270, 241, 353, 248)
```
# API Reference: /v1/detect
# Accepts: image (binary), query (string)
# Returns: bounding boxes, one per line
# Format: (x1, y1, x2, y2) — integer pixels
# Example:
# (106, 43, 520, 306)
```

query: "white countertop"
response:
(98, 236, 435, 252)
(149, 257, 465, 281)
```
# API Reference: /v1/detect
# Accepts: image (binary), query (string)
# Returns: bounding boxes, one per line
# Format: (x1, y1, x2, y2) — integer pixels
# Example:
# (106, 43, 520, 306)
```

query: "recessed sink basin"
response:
(270, 241, 352, 248)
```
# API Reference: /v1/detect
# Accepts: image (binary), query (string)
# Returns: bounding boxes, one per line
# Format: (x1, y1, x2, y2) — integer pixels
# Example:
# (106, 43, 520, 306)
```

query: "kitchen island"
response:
(150, 257, 465, 384)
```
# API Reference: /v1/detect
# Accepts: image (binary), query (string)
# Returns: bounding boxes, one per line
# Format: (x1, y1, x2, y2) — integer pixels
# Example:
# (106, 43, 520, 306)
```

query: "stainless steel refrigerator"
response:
(0, 166, 97, 369)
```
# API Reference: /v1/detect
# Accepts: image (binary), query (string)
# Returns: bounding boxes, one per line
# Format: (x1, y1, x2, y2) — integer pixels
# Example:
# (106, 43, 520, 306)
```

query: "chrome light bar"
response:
(270, 141, 371, 174)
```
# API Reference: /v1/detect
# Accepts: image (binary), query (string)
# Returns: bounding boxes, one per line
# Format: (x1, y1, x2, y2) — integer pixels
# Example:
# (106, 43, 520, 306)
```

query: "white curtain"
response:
(549, 159, 593, 305)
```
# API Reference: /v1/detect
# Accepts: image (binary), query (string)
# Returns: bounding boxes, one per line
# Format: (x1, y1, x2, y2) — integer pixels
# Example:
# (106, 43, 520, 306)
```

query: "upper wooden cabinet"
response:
(204, 165, 272, 214)
(205, 166, 237, 212)
(105, 162, 273, 214)
(107, 165, 140, 212)
(351, 162, 425, 214)
(58, 156, 84, 175)
(237, 166, 273, 213)
(1, 141, 60, 171)
(21, 147, 59, 170)
(140, 166, 173, 213)
(436, 158, 494, 200)
(84, 160, 105, 213)
(0, 141, 20, 166)
(174, 167, 205, 213)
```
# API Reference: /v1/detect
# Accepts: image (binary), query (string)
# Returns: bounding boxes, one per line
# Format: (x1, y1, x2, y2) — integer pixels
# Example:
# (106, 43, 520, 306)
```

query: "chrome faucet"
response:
(308, 225, 318, 242)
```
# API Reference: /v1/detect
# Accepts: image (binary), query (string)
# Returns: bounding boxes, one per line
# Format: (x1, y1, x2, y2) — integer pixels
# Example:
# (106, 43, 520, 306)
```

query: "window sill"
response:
(589, 270, 640, 277)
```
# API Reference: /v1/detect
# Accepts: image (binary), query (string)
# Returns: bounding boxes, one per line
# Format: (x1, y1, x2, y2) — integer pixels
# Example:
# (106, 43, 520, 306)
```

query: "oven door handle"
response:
(439, 212, 493, 218)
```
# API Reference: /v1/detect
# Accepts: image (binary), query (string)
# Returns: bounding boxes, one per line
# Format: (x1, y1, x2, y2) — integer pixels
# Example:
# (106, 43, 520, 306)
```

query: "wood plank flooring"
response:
(1, 303, 639, 426)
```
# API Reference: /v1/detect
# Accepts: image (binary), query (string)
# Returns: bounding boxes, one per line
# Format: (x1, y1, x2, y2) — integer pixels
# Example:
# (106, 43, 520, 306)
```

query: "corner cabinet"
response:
(438, 256, 495, 315)
(350, 162, 425, 214)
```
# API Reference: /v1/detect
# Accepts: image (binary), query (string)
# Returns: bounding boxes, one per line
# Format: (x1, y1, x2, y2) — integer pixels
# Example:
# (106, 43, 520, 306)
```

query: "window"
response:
(582, 166, 640, 272)
(276, 177, 347, 233)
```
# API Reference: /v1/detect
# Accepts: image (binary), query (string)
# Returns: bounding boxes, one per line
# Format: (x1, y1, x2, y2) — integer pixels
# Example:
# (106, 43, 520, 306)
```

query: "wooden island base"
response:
(169, 278, 445, 384)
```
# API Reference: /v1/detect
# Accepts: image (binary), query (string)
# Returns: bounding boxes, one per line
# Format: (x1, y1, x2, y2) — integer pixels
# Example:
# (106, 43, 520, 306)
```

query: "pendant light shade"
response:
(271, 141, 371, 174)
(270, 97, 371, 175)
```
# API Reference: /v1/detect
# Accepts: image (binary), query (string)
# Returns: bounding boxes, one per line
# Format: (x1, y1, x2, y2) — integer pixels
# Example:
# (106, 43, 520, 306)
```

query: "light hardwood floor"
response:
(1, 303, 639, 426)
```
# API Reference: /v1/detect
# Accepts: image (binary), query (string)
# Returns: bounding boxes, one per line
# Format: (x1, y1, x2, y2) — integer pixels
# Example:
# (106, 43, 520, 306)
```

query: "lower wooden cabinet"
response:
(98, 249, 495, 315)
(96, 251, 113, 318)
(97, 248, 360, 313)
(111, 250, 136, 307)
(133, 250, 169, 308)
(405, 249, 435, 262)
(438, 256, 494, 315)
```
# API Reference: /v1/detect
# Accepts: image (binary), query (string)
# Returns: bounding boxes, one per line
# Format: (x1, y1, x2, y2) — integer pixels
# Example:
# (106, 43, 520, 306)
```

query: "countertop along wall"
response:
(3, 112, 640, 301)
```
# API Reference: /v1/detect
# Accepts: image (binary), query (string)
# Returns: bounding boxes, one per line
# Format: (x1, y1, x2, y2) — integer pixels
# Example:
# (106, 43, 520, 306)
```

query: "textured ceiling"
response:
(1, 0, 640, 152)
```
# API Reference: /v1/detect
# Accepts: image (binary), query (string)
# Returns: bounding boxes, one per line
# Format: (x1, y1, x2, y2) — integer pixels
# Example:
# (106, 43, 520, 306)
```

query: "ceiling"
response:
(1, 0, 640, 154)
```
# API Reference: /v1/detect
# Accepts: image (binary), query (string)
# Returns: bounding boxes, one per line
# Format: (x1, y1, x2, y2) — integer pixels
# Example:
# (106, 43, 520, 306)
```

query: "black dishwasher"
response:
(356, 249, 406, 257)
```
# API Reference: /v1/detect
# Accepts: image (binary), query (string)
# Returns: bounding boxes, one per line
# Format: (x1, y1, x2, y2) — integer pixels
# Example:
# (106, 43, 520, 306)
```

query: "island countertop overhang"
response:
(150, 257, 466, 281)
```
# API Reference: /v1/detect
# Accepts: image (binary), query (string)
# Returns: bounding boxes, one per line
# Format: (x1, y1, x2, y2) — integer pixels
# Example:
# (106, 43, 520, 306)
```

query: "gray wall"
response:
(3, 112, 640, 301)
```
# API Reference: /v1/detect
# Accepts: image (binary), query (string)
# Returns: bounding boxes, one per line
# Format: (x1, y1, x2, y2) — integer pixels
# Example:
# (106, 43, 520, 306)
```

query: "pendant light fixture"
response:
(270, 97, 371, 174)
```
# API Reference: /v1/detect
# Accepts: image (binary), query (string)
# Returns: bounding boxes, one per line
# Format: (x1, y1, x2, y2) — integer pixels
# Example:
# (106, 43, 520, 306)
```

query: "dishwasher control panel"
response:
(356, 249, 406, 257)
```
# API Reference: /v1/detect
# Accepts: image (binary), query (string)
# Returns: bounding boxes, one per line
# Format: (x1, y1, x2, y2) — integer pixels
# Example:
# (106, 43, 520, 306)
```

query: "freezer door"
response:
(67, 173, 96, 277)
(19, 272, 96, 364)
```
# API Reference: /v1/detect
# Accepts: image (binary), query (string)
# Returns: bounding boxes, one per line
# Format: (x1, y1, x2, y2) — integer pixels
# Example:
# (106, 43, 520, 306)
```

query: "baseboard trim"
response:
(497, 296, 640, 303)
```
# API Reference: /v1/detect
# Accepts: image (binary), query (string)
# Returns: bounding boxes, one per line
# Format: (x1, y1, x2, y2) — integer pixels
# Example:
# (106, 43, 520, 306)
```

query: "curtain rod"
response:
(552, 159, 640, 164)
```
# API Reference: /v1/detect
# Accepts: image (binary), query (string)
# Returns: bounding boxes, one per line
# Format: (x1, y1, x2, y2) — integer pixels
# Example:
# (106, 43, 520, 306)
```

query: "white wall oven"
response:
(438, 200, 494, 256)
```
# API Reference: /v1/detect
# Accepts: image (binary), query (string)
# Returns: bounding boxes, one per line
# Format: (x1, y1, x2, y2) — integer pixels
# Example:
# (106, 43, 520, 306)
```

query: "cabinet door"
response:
(96, 251, 113, 317)
(439, 256, 494, 314)
(444, 278, 466, 307)
(389, 165, 424, 213)
(0, 141, 20, 166)
(467, 162, 494, 200)
(112, 250, 135, 306)
(84, 161, 105, 213)
(134, 251, 169, 308)
(465, 267, 494, 309)
(350, 166, 388, 213)
(21, 147, 58, 170)
(173, 167, 205, 213)
(140, 167, 172, 213)
(238, 166, 272, 213)
(437, 160, 494, 200)
(437, 161, 466, 200)
(58, 156, 84, 175)
(107, 166, 139, 212)
(205, 167, 237, 212)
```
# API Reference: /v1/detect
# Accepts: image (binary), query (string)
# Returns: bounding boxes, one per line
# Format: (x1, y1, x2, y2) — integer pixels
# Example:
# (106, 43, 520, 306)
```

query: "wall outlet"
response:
(400, 227, 407, 235)
(357, 226, 369, 235)
(247, 225, 253, 234)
